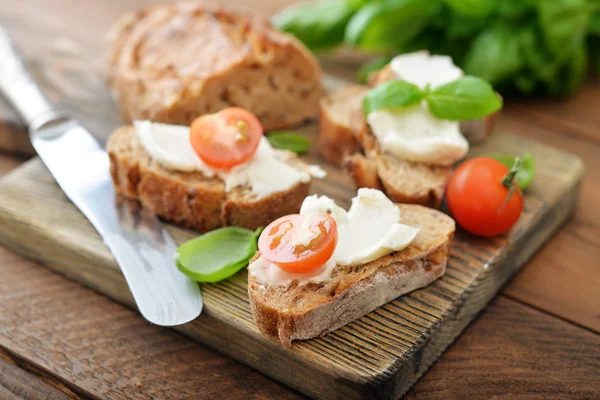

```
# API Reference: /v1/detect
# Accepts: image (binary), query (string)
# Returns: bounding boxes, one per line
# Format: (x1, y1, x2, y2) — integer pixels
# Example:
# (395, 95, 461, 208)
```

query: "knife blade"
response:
(0, 26, 202, 326)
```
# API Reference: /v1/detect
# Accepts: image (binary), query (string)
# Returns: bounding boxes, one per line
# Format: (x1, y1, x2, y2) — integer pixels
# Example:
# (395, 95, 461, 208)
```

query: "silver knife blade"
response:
(0, 25, 202, 326)
(31, 120, 203, 325)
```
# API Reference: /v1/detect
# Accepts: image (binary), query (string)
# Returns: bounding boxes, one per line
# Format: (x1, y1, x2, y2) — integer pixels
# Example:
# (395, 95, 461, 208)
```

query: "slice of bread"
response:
(369, 64, 497, 144)
(106, 2, 323, 131)
(317, 84, 369, 166)
(341, 113, 452, 208)
(107, 126, 311, 233)
(248, 204, 455, 347)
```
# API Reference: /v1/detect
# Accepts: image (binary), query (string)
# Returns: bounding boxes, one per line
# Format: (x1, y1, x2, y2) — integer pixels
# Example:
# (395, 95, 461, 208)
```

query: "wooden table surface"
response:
(0, 1, 599, 399)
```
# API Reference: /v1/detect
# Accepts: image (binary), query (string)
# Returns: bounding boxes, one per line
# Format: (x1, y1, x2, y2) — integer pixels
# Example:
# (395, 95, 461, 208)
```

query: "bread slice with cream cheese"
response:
(107, 125, 318, 232)
(247, 191, 455, 347)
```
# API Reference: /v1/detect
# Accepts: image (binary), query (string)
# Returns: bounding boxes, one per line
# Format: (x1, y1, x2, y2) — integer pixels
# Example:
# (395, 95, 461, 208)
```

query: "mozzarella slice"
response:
(134, 120, 324, 198)
(390, 51, 463, 89)
(367, 106, 469, 166)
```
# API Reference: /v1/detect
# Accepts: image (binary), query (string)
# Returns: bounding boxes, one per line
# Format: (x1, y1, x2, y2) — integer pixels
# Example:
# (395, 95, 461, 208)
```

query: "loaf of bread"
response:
(106, 2, 323, 131)
(248, 204, 455, 347)
(107, 126, 311, 233)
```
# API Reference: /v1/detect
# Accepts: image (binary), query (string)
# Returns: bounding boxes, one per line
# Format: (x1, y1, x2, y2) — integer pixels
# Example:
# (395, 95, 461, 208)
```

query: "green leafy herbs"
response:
(363, 80, 423, 115)
(266, 131, 312, 154)
(363, 76, 503, 120)
(273, 0, 364, 51)
(488, 152, 535, 190)
(175, 227, 262, 283)
(443, 0, 494, 18)
(274, 0, 598, 97)
(426, 76, 503, 120)
(345, 0, 439, 52)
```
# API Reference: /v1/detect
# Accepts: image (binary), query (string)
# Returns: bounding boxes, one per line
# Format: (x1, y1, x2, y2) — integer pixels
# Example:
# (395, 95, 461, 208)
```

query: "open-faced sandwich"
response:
(106, 1, 323, 131)
(108, 107, 325, 232)
(318, 51, 500, 167)
(248, 188, 455, 347)
(318, 51, 502, 208)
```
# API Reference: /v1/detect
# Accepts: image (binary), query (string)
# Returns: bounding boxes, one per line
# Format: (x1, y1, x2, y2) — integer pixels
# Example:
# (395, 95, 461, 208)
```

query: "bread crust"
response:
(248, 204, 454, 347)
(108, 126, 311, 232)
(317, 85, 368, 166)
(107, 2, 323, 131)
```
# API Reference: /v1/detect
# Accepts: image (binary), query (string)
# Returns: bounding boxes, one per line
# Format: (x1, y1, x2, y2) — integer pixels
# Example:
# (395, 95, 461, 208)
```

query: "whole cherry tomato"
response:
(446, 157, 523, 237)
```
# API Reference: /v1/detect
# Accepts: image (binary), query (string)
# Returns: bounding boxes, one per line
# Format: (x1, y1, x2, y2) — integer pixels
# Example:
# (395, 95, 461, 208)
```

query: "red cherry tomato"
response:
(190, 107, 263, 169)
(258, 214, 338, 274)
(446, 157, 523, 237)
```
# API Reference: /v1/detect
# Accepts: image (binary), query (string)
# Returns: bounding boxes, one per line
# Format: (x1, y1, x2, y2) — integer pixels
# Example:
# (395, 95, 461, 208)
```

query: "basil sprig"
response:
(175, 227, 262, 283)
(267, 131, 311, 154)
(363, 76, 503, 120)
(363, 80, 423, 115)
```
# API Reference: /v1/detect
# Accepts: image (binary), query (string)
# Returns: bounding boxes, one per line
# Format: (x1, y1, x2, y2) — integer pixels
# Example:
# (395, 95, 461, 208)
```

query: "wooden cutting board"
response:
(0, 64, 584, 399)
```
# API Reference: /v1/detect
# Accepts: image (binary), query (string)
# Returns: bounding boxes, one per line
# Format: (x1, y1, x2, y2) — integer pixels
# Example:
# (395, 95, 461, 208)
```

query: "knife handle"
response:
(0, 26, 65, 130)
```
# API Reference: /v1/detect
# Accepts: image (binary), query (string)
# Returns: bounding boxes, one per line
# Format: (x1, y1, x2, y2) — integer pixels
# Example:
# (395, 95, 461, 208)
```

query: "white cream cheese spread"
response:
(369, 51, 469, 165)
(248, 189, 419, 287)
(134, 120, 325, 198)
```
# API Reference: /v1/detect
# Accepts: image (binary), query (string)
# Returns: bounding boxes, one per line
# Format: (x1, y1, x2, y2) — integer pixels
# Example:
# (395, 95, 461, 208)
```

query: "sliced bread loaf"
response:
(248, 204, 454, 347)
(106, 2, 323, 131)
(108, 126, 311, 232)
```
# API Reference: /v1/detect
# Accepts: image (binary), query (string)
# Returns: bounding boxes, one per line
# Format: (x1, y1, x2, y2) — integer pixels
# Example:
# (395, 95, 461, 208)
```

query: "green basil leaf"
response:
(363, 80, 424, 115)
(175, 227, 261, 283)
(443, 0, 494, 18)
(426, 76, 502, 120)
(267, 131, 311, 154)
(356, 56, 393, 83)
(463, 25, 523, 87)
(487, 153, 535, 190)
(273, 0, 362, 51)
(536, 0, 589, 60)
(345, 0, 440, 52)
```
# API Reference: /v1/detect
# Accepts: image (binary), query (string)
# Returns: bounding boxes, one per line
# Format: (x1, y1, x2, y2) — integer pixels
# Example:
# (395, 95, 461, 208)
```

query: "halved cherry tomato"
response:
(446, 157, 524, 237)
(258, 214, 338, 274)
(190, 107, 263, 169)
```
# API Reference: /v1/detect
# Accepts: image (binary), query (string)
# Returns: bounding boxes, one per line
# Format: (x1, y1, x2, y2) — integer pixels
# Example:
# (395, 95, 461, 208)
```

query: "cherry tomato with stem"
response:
(446, 157, 524, 237)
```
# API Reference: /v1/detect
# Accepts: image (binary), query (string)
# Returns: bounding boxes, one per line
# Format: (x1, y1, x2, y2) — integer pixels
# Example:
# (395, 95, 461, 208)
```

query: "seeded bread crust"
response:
(248, 204, 455, 347)
(107, 2, 323, 131)
(107, 126, 311, 232)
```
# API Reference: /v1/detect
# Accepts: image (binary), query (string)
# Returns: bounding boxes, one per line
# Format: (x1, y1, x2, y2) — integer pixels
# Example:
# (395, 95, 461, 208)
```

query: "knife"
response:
(0, 26, 203, 326)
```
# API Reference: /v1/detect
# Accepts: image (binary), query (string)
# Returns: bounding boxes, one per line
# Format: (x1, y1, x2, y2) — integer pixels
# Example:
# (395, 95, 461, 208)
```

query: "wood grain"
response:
(0, 348, 83, 400)
(404, 297, 600, 400)
(0, 120, 583, 399)
(0, 247, 305, 400)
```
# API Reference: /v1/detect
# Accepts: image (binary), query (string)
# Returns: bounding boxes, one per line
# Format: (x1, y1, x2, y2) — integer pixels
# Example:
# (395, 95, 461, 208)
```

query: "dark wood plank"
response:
(406, 297, 600, 399)
(0, 247, 305, 400)
(0, 348, 83, 400)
